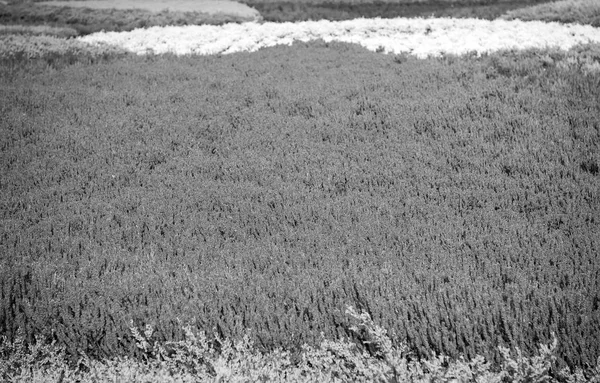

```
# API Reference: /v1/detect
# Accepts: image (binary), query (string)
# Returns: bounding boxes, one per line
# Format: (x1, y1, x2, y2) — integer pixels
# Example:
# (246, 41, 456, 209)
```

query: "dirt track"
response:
(36, 0, 261, 20)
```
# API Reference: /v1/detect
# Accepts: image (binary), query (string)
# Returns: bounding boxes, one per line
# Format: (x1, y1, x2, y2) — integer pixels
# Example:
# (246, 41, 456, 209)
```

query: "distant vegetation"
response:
(502, 0, 600, 27)
(238, 0, 556, 23)
(0, 23, 78, 37)
(0, 1, 255, 35)
(0, 0, 558, 34)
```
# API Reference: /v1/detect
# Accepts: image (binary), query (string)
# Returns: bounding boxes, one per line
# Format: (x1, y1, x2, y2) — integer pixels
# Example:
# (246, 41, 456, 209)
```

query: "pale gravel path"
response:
(78, 17, 600, 58)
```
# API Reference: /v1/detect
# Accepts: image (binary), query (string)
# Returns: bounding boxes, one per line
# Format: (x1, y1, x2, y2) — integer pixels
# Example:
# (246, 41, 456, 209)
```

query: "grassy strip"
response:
(1, 41, 599, 370)
(237, 0, 555, 22)
(0, 23, 78, 37)
(2, 307, 599, 382)
(0, 34, 127, 66)
(501, 0, 600, 27)
(0, 2, 256, 35)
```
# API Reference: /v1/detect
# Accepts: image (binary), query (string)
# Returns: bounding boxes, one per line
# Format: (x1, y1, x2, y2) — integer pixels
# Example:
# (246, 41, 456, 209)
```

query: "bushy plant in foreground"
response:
(2, 306, 599, 382)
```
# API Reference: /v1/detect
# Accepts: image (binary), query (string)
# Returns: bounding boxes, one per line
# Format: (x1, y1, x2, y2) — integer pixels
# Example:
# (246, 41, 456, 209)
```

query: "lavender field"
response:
(1, 0, 600, 381)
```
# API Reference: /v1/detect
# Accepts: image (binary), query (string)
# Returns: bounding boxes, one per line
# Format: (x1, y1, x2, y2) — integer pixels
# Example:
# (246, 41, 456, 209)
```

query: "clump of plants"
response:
(0, 2, 258, 35)
(2, 306, 598, 382)
(0, 33, 128, 67)
(501, 0, 600, 27)
(0, 24, 79, 38)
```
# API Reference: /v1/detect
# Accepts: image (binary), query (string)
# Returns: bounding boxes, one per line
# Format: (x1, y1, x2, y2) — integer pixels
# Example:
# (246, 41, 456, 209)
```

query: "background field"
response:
(0, 0, 258, 35)
(0, 0, 560, 34)
(238, 0, 556, 23)
(1, 0, 600, 381)
(2, 0, 596, 34)
(502, 0, 600, 27)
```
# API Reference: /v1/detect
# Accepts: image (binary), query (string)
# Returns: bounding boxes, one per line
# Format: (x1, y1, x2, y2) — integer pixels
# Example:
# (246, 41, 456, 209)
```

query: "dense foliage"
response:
(1, 1, 599, 380)
(5, 306, 596, 382)
(0, 2, 254, 35)
(502, 0, 600, 28)
(238, 0, 554, 23)
(1, 40, 599, 374)
(0, 33, 126, 64)
(0, 0, 557, 34)
(0, 24, 78, 38)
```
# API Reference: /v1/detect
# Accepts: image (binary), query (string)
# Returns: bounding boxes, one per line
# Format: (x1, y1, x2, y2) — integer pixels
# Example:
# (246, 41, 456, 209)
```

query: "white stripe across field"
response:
(78, 17, 600, 58)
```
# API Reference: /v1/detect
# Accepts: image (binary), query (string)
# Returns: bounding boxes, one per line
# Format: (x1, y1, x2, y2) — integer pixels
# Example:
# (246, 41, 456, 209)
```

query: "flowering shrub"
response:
(0, 34, 126, 61)
(556, 42, 600, 73)
(1, 306, 599, 382)
(77, 17, 600, 58)
(0, 24, 79, 38)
